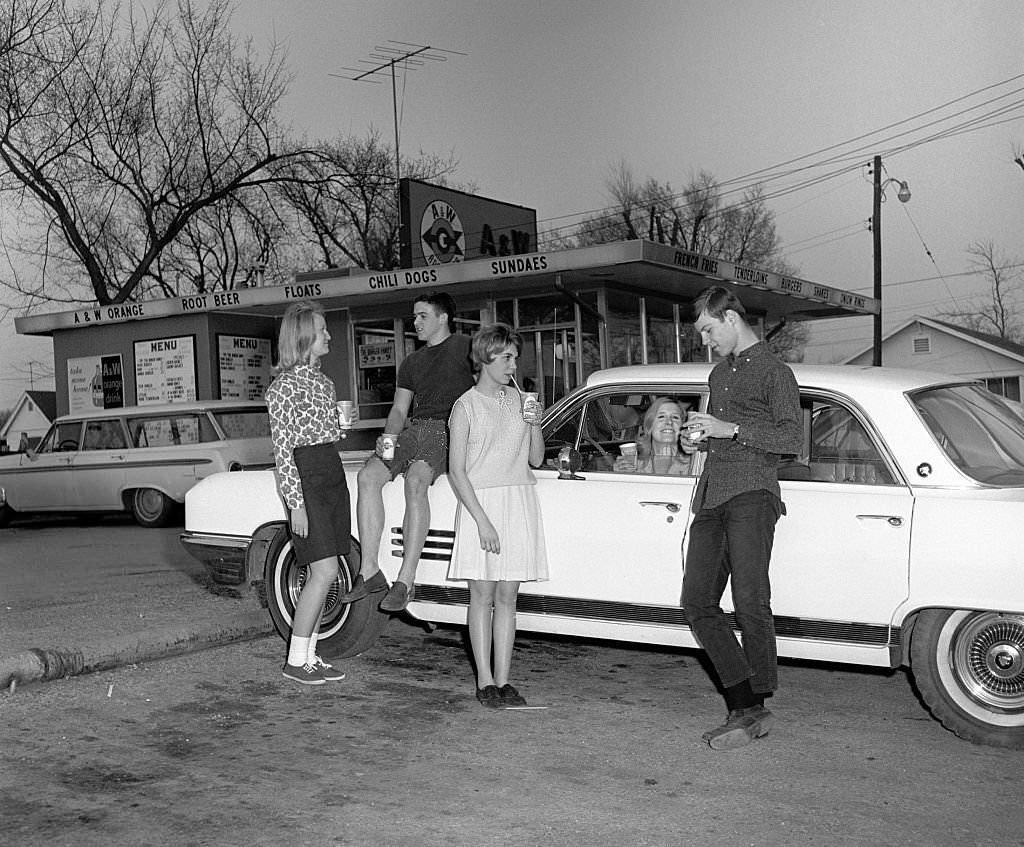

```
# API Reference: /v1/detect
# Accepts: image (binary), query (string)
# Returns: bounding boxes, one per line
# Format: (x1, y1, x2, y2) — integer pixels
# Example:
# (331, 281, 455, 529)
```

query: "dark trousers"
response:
(681, 489, 783, 694)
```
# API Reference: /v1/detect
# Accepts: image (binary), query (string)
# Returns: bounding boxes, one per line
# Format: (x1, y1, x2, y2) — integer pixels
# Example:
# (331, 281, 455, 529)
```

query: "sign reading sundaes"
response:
(16, 239, 878, 339)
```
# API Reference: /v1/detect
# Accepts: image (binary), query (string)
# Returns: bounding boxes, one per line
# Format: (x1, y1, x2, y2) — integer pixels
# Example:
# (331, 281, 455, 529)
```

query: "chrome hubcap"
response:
(953, 614, 1024, 710)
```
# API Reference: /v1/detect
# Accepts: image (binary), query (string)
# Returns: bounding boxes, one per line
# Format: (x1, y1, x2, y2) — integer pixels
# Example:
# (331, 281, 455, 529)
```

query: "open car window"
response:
(542, 390, 703, 475)
(36, 421, 83, 454)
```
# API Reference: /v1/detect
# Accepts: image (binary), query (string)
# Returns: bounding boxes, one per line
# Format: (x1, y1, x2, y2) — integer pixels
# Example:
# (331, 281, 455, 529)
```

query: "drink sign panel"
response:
(67, 354, 125, 413)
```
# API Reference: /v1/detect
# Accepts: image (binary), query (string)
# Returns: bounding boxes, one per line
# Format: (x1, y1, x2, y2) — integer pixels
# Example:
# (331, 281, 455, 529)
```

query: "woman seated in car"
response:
(613, 397, 697, 476)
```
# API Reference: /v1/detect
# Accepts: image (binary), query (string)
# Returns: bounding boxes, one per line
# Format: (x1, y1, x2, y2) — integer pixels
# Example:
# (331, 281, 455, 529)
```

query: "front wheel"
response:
(910, 608, 1024, 749)
(130, 487, 178, 527)
(263, 527, 388, 658)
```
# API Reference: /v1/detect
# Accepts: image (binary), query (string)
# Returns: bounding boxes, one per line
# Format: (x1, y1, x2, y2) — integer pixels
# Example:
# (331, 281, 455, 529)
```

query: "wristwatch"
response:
(731, 424, 740, 441)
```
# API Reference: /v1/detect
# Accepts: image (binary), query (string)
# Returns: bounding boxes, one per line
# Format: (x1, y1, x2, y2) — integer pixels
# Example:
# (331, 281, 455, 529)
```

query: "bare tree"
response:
(276, 129, 458, 272)
(571, 161, 808, 360)
(0, 0, 321, 307)
(936, 241, 1024, 342)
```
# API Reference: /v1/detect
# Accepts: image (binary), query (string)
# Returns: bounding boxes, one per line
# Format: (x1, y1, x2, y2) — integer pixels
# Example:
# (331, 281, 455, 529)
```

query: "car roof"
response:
(584, 362, 976, 394)
(56, 400, 267, 423)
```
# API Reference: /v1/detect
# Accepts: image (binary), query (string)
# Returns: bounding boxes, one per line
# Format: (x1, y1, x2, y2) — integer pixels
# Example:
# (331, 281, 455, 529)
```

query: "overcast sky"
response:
(3, 0, 1023, 409)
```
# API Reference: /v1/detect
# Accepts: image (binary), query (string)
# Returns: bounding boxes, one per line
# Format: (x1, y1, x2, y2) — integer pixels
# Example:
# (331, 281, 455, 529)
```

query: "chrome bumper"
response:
(180, 531, 249, 584)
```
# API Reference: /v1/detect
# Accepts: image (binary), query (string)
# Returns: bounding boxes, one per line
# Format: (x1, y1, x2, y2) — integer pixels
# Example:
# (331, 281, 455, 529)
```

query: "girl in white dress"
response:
(447, 324, 549, 708)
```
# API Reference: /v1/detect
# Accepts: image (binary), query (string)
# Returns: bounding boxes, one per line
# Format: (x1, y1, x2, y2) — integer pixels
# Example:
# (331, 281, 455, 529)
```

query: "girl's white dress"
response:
(447, 387, 549, 582)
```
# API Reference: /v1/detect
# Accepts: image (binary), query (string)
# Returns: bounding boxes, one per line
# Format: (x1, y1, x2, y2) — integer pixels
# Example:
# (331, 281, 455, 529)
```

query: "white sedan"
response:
(181, 364, 1024, 748)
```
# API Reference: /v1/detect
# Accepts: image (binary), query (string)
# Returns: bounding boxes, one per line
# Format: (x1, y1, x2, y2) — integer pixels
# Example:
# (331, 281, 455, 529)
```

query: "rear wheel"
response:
(263, 527, 387, 658)
(910, 608, 1024, 749)
(0, 503, 14, 527)
(129, 487, 177, 527)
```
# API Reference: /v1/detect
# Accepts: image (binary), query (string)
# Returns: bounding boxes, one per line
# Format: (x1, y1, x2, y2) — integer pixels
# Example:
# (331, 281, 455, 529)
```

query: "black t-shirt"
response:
(396, 334, 474, 420)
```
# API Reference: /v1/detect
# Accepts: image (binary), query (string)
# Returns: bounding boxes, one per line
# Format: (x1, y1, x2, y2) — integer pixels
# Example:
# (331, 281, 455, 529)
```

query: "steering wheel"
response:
(58, 439, 79, 451)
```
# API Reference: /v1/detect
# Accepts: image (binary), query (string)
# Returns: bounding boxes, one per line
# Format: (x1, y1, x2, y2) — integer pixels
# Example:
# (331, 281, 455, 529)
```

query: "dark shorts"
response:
(291, 442, 352, 566)
(383, 418, 448, 483)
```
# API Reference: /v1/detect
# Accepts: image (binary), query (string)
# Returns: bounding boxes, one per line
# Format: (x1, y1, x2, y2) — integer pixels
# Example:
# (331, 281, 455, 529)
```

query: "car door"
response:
(525, 388, 704, 609)
(71, 418, 131, 509)
(767, 393, 913, 647)
(10, 421, 82, 510)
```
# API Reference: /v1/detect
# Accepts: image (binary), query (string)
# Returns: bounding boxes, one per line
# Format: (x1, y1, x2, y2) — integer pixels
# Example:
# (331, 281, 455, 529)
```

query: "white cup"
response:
(521, 391, 541, 424)
(619, 441, 638, 470)
(337, 400, 357, 428)
(685, 412, 705, 442)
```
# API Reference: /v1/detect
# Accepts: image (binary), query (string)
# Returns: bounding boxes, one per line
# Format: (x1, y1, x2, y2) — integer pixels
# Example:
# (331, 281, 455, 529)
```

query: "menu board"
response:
(218, 335, 272, 400)
(67, 354, 125, 413)
(134, 336, 197, 405)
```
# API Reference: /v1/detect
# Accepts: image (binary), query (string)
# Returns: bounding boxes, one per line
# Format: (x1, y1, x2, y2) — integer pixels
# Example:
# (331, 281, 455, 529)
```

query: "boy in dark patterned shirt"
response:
(681, 286, 802, 750)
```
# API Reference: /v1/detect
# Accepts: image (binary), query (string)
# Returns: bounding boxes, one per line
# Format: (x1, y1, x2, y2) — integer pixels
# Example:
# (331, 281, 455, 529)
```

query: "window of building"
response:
(985, 376, 1021, 402)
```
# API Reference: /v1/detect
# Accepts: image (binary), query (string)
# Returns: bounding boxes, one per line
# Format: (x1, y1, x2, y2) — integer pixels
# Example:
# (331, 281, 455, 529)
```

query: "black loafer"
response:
(475, 685, 502, 708)
(379, 580, 413, 612)
(498, 684, 527, 707)
(338, 570, 389, 603)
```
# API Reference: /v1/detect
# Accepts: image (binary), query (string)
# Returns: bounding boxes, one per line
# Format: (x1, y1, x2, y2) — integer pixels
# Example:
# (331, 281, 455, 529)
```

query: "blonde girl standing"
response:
(265, 301, 351, 685)
(447, 324, 549, 708)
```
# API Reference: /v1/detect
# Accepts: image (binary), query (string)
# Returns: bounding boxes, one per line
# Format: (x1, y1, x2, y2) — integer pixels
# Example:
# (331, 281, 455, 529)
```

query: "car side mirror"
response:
(556, 446, 585, 480)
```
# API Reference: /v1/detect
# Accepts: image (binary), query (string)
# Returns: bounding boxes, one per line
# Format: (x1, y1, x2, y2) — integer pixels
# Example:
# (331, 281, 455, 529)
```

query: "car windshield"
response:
(911, 384, 1024, 485)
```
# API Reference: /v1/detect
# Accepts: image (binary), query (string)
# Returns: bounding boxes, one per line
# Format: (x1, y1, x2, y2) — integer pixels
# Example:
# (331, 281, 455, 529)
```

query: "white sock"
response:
(287, 636, 310, 667)
(306, 634, 320, 665)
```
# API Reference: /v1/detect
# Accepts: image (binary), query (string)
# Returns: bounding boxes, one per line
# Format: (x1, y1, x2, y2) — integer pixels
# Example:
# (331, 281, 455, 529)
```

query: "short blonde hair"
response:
(275, 301, 325, 372)
(471, 323, 522, 369)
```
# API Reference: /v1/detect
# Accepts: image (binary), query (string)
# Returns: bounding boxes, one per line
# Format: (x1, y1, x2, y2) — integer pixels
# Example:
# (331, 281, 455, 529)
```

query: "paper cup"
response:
(521, 391, 541, 424)
(380, 433, 398, 461)
(685, 411, 705, 442)
(337, 400, 356, 428)
(619, 441, 638, 470)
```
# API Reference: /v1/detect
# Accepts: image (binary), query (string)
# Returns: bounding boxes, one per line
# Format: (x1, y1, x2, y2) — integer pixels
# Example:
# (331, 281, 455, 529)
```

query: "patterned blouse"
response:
(265, 363, 341, 509)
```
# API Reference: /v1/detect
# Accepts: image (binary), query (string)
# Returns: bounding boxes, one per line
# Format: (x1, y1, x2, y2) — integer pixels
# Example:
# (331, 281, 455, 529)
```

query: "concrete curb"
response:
(0, 609, 274, 693)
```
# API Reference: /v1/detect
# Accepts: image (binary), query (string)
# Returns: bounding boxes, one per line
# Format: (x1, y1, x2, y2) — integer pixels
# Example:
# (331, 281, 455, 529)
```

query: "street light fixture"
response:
(871, 154, 911, 366)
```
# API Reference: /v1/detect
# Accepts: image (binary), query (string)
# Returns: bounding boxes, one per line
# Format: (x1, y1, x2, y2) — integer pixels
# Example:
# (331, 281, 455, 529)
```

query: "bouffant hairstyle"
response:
(470, 323, 523, 370)
(275, 301, 325, 372)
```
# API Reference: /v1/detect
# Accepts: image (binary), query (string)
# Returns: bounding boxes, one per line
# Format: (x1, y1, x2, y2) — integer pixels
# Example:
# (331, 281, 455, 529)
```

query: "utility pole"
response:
(872, 155, 883, 367)
(870, 155, 911, 367)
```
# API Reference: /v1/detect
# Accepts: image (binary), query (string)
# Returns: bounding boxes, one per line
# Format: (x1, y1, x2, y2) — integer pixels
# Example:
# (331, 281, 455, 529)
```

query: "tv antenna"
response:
(334, 41, 466, 186)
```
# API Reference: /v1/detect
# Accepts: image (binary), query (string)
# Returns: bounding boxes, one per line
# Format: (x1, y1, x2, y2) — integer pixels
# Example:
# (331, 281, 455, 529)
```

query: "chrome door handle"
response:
(856, 514, 903, 527)
(640, 501, 681, 513)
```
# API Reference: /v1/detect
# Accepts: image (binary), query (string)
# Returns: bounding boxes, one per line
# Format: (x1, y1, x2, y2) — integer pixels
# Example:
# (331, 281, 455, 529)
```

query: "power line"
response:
(530, 73, 1024, 240)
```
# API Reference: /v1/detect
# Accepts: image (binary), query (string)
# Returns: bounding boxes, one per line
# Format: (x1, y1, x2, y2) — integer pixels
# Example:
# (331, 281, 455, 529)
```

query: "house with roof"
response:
(844, 316, 1024, 401)
(0, 390, 57, 453)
